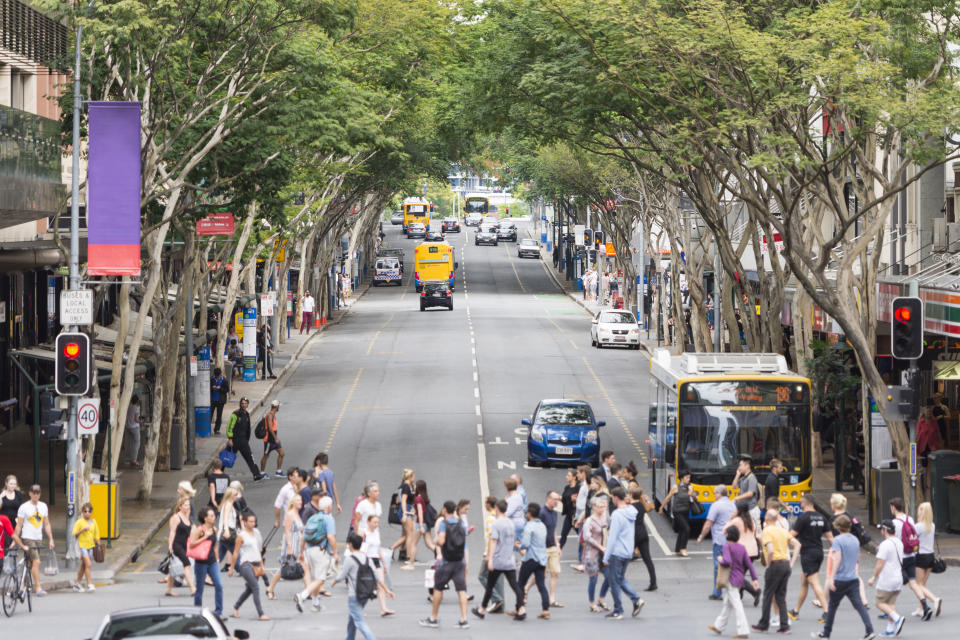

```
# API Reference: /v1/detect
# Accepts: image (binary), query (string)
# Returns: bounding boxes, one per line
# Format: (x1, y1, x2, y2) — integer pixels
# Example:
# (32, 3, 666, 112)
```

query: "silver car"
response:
(475, 224, 498, 246)
(496, 221, 517, 241)
(88, 606, 249, 640)
(407, 222, 426, 239)
(517, 238, 541, 258)
(390, 211, 404, 225)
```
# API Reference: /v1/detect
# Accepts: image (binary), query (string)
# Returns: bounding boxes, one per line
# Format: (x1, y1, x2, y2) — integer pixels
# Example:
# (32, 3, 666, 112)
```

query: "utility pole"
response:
(65, 17, 84, 566)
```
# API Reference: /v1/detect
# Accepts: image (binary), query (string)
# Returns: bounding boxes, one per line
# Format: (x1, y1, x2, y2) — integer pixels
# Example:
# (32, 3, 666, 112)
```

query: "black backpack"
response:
(388, 486, 403, 525)
(253, 417, 267, 440)
(441, 520, 466, 562)
(423, 503, 438, 530)
(353, 556, 378, 605)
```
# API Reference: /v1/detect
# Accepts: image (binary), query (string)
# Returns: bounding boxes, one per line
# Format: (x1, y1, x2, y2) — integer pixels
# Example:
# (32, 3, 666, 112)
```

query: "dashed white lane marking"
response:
(476, 423, 483, 436)
(473, 371, 478, 382)
(475, 404, 481, 415)
(472, 359, 477, 367)
(474, 387, 480, 398)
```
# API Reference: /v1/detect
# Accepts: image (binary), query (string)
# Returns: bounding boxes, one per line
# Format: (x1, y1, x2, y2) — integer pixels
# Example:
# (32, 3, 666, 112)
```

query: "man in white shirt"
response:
(869, 519, 905, 636)
(300, 292, 315, 335)
(353, 482, 382, 536)
(273, 467, 299, 528)
(14, 484, 54, 596)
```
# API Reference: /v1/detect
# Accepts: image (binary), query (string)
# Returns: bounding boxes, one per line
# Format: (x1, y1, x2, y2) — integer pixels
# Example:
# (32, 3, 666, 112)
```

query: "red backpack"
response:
(898, 516, 920, 555)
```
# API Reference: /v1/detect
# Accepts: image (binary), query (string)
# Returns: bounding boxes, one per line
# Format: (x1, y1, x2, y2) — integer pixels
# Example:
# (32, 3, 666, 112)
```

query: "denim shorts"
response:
(79, 547, 93, 559)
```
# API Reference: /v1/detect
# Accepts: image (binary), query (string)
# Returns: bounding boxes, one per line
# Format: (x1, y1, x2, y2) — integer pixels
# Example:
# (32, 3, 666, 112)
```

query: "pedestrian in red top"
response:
(260, 400, 285, 477)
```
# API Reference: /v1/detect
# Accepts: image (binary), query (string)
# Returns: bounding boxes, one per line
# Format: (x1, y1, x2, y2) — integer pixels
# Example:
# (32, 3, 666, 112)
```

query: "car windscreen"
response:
(376, 260, 398, 269)
(535, 404, 593, 426)
(424, 284, 448, 294)
(101, 613, 217, 639)
(599, 312, 635, 324)
(465, 200, 487, 213)
(520, 239, 537, 246)
(480, 226, 496, 233)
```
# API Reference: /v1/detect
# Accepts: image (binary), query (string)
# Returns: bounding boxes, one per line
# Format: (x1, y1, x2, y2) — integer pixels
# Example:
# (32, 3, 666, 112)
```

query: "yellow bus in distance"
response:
(403, 198, 432, 234)
(413, 242, 455, 292)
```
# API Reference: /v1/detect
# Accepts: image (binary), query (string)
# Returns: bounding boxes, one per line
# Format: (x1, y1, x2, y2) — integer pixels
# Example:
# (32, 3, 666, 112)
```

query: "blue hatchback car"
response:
(523, 399, 605, 468)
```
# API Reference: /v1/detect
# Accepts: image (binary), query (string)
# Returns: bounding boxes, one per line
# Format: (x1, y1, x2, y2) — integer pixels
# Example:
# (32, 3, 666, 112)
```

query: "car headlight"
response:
(598, 328, 610, 334)
(584, 430, 598, 443)
(530, 428, 544, 442)
(629, 328, 639, 334)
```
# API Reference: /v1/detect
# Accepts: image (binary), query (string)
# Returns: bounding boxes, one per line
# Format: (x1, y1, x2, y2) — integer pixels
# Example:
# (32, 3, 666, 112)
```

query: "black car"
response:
(441, 218, 461, 233)
(475, 224, 498, 246)
(497, 221, 517, 241)
(425, 230, 445, 242)
(420, 280, 453, 311)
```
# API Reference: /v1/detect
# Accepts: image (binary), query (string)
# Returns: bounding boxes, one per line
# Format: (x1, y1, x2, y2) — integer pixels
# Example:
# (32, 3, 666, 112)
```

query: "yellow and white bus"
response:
(402, 198, 432, 234)
(648, 348, 812, 526)
(413, 242, 455, 292)
(464, 193, 497, 224)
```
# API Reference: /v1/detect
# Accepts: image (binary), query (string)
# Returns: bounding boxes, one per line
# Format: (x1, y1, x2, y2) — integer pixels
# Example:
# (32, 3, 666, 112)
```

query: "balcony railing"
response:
(0, 0, 68, 69)
(0, 102, 62, 182)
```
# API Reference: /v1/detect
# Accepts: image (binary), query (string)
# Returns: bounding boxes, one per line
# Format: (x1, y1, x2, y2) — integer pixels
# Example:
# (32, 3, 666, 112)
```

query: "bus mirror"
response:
(521, 418, 531, 426)
(596, 420, 606, 427)
(454, 261, 459, 270)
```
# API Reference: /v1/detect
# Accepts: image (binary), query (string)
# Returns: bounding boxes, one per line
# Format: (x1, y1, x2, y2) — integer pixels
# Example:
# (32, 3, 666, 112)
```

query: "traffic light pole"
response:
(64, 19, 85, 567)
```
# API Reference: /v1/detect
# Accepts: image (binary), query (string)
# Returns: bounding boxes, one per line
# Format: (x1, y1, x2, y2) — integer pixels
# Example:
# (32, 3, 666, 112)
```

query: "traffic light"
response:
(594, 230, 605, 249)
(39, 391, 66, 440)
(891, 297, 923, 359)
(55, 332, 91, 395)
(583, 228, 593, 247)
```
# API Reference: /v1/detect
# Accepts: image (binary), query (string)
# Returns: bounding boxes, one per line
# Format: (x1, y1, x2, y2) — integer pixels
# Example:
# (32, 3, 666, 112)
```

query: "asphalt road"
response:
(8, 221, 954, 639)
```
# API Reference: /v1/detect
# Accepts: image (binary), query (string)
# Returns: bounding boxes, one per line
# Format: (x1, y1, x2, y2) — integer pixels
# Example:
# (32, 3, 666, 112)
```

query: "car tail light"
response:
(421, 291, 426, 296)
(448, 271, 454, 279)
(415, 272, 420, 281)
(446, 291, 451, 296)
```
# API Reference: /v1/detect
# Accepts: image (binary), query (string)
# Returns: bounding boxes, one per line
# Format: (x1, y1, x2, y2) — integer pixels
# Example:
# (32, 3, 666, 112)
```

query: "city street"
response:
(4, 221, 953, 639)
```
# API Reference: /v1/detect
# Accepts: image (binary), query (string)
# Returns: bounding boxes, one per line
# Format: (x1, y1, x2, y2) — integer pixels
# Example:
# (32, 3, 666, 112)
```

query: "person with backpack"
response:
(259, 400, 285, 477)
(889, 497, 939, 620)
(296, 495, 336, 612)
(419, 500, 470, 630)
(813, 514, 875, 639)
(868, 519, 906, 637)
(332, 531, 393, 640)
(225, 397, 268, 482)
(402, 479, 435, 570)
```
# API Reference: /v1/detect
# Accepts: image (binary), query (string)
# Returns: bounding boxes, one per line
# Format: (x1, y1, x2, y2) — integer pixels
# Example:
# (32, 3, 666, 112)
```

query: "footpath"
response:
(1, 285, 370, 591)
(535, 238, 960, 566)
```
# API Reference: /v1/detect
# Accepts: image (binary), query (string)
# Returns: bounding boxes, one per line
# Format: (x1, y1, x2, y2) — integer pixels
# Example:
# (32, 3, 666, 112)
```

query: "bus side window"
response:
(665, 421, 676, 465)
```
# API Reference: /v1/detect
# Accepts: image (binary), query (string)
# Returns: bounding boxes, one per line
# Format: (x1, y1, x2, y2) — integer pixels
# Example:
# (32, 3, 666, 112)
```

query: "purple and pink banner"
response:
(88, 101, 142, 276)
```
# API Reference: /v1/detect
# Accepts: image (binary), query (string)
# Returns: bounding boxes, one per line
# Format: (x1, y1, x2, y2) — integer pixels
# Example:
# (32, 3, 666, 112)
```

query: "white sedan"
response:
(590, 309, 641, 349)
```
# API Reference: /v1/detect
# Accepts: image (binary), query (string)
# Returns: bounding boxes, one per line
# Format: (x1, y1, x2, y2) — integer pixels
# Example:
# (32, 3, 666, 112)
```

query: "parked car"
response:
(590, 309, 641, 349)
(441, 218, 461, 233)
(517, 238, 541, 258)
(407, 222, 426, 239)
(523, 399, 604, 467)
(87, 606, 249, 640)
(420, 280, 453, 311)
(465, 213, 483, 227)
(390, 210, 404, 225)
(425, 230, 445, 242)
(374, 257, 402, 286)
(377, 247, 404, 271)
(475, 224, 498, 246)
(496, 221, 517, 241)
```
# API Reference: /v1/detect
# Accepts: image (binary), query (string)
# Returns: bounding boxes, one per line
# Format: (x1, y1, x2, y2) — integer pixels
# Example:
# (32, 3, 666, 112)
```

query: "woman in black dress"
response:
(165, 498, 197, 596)
(1, 475, 26, 540)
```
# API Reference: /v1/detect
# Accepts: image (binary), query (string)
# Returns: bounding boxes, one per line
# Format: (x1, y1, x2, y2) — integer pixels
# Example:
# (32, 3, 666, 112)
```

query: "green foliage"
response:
(804, 339, 861, 411)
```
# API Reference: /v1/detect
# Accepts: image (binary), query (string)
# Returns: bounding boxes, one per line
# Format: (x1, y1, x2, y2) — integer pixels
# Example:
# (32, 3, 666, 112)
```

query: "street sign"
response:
(190, 355, 198, 376)
(575, 225, 585, 246)
(60, 289, 93, 325)
(260, 294, 275, 316)
(196, 212, 235, 236)
(77, 398, 101, 436)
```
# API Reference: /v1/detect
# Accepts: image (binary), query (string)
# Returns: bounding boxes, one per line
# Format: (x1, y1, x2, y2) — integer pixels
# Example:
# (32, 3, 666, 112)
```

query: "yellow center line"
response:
(503, 242, 526, 292)
(325, 368, 362, 451)
(582, 356, 648, 462)
(365, 313, 394, 356)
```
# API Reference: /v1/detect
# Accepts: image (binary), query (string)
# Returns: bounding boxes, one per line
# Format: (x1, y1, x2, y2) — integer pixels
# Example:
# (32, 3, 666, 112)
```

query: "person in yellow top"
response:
(753, 508, 799, 633)
(71, 502, 100, 592)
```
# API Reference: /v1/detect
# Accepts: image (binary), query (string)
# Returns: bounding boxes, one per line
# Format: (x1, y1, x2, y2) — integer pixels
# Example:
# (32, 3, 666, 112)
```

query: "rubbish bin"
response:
(89, 475, 120, 539)
(947, 475, 960, 534)
(929, 450, 960, 531)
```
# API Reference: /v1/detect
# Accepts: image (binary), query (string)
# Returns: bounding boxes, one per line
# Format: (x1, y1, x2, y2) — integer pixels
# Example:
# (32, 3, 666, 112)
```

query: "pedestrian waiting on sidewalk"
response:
(71, 503, 100, 592)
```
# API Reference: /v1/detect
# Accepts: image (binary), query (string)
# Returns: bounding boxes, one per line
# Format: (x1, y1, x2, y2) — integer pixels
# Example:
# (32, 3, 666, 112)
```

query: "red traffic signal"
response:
(891, 297, 923, 359)
(63, 342, 81, 358)
(55, 332, 91, 396)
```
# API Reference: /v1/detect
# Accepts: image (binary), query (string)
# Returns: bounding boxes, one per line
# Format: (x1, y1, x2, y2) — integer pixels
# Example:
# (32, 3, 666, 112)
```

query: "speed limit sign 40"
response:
(77, 398, 101, 435)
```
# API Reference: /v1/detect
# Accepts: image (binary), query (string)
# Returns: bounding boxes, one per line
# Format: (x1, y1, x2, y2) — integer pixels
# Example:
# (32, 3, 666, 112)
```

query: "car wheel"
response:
(448, 303, 453, 310)
(589, 455, 600, 468)
(527, 457, 540, 468)
(420, 304, 425, 311)
(591, 337, 596, 347)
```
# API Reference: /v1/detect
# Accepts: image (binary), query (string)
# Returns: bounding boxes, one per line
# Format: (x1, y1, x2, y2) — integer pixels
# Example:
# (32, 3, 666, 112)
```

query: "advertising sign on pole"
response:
(260, 294, 275, 317)
(575, 224, 586, 246)
(193, 346, 211, 436)
(87, 102, 142, 276)
(242, 307, 257, 381)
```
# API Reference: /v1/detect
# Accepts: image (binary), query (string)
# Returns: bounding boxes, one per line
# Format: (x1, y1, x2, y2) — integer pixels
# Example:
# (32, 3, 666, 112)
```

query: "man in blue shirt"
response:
(698, 484, 737, 599)
(539, 491, 562, 606)
(814, 514, 874, 639)
(603, 487, 645, 619)
(210, 367, 226, 434)
(518, 503, 550, 619)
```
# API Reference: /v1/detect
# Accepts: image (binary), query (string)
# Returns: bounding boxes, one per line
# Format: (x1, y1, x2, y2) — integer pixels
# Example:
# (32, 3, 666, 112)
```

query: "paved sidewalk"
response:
(0, 284, 370, 591)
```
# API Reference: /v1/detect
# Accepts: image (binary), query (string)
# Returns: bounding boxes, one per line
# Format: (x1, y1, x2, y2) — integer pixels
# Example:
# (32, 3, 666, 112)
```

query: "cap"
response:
(878, 519, 896, 533)
(271, 400, 281, 408)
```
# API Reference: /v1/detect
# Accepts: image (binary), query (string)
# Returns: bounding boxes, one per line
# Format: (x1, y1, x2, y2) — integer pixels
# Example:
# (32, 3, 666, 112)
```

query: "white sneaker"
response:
(86, 584, 96, 592)
(911, 608, 923, 617)
(772, 616, 781, 627)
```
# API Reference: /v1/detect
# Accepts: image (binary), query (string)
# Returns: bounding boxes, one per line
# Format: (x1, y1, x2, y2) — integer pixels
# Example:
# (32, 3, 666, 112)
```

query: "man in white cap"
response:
(260, 400, 285, 477)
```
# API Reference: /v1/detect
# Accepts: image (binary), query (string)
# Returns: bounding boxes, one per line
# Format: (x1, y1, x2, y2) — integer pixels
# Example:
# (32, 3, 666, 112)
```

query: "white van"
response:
(374, 257, 402, 286)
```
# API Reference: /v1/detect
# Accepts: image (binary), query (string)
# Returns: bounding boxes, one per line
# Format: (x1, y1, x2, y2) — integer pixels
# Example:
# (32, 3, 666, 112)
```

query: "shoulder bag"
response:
(716, 564, 731, 590)
(932, 537, 947, 574)
(281, 554, 304, 580)
(92, 542, 106, 563)
(690, 496, 705, 517)
(187, 536, 214, 562)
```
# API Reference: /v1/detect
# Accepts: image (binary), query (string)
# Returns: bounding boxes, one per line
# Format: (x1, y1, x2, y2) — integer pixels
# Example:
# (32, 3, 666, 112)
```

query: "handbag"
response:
(932, 538, 948, 574)
(280, 554, 304, 580)
(716, 564, 731, 590)
(690, 497, 705, 517)
(168, 554, 186, 578)
(158, 554, 171, 575)
(93, 542, 106, 563)
(43, 548, 59, 576)
(219, 447, 237, 469)
(187, 538, 213, 561)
